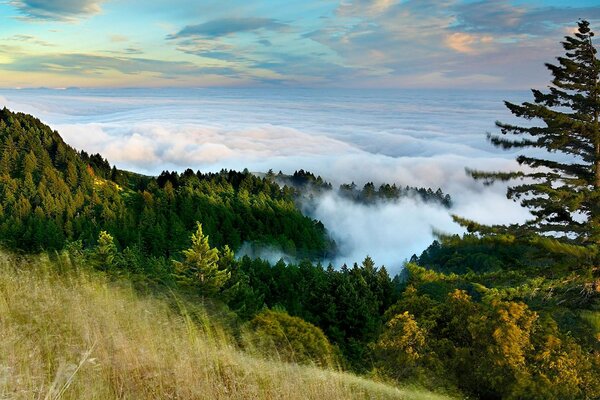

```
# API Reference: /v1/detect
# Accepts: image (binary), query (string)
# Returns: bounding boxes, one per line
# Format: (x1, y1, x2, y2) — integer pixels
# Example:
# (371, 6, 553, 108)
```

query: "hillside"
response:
(0, 250, 452, 400)
(0, 107, 330, 259)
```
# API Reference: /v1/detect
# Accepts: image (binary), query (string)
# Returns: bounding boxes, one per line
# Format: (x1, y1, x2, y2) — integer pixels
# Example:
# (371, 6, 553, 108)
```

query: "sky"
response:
(1, 0, 600, 89)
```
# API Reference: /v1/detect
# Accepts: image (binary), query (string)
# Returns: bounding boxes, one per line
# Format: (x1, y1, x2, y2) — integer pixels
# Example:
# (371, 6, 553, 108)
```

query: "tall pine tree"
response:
(463, 20, 600, 243)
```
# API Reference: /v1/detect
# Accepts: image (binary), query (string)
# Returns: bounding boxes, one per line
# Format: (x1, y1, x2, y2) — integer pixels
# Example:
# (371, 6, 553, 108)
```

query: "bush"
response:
(246, 309, 337, 367)
(377, 286, 600, 399)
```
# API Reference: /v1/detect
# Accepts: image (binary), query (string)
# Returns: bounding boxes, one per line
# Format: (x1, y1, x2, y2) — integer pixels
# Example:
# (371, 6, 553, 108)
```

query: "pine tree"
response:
(465, 20, 600, 243)
(94, 230, 117, 270)
(173, 222, 230, 296)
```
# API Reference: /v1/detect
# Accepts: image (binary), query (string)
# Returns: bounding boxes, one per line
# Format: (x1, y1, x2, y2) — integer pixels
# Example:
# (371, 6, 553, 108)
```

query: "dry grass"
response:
(0, 251, 454, 400)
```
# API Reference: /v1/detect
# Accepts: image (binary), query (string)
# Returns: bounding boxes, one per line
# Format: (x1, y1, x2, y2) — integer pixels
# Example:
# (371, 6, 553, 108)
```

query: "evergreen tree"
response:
(173, 222, 230, 296)
(94, 231, 117, 270)
(464, 20, 600, 242)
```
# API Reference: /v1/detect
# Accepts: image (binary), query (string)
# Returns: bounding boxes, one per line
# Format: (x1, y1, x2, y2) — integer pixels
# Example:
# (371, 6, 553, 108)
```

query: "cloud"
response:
(103, 47, 145, 56)
(6, 34, 55, 47)
(306, 175, 531, 272)
(3, 0, 600, 88)
(0, 52, 237, 79)
(452, 1, 600, 35)
(445, 32, 494, 54)
(167, 18, 288, 39)
(122, 47, 144, 55)
(167, 18, 347, 86)
(336, 0, 401, 16)
(50, 121, 529, 273)
(446, 32, 476, 54)
(10, 0, 105, 21)
(0, 87, 539, 272)
(54, 122, 357, 171)
(310, 193, 460, 270)
(302, 0, 600, 88)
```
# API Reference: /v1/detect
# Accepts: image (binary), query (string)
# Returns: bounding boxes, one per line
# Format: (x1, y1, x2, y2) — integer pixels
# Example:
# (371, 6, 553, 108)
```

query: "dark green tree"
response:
(464, 20, 600, 242)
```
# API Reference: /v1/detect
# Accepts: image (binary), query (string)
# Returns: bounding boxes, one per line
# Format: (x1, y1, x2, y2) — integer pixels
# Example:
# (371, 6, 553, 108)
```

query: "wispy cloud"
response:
(452, 1, 600, 35)
(9, 0, 105, 21)
(6, 34, 55, 47)
(2, 0, 600, 88)
(167, 18, 288, 39)
(302, 0, 600, 87)
(0, 49, 250, 87)
(445, 32, 494, 54)
(164, 15, 344, 86)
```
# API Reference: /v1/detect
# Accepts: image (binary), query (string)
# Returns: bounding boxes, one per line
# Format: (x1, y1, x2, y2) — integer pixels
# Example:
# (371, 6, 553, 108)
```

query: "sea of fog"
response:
(0, 88, 535, 272)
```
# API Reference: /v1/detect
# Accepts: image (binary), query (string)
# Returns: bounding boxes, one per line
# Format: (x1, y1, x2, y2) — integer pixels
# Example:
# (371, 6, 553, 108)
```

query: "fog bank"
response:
(0, 88, 534, 273)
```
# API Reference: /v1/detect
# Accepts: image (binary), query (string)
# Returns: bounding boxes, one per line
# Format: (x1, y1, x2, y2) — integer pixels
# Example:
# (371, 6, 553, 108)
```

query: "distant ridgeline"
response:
(0, 108, 330, 258)
(276, 169, 452, 208)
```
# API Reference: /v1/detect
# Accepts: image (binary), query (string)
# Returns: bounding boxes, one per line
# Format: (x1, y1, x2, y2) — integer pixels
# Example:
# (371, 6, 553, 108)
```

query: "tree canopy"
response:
(0, 107, 332, 258)
(173, 222, 229, 295)
(465, 20, 600, 243)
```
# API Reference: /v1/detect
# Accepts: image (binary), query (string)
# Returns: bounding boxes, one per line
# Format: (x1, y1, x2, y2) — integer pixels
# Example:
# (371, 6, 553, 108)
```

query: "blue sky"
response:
(1, 0, 599, 88)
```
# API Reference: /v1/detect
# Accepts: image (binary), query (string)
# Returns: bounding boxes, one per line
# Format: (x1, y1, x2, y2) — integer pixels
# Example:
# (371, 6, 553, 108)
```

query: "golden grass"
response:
(0, 251, 454, 400)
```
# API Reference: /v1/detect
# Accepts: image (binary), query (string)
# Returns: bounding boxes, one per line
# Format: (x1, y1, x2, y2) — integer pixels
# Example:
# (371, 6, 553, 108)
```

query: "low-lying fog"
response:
(0, 88, 534, 272)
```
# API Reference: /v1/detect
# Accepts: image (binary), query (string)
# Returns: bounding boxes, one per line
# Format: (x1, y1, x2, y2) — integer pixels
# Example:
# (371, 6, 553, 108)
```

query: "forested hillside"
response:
(279, 169, 452, 207)
(404, 234, 600, 398)
(0, 108, 330, 258)
(0, 107, 405, 371)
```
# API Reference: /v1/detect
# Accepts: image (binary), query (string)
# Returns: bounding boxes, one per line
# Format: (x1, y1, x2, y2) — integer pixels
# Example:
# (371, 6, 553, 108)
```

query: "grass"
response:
(0, 250, 454, 400)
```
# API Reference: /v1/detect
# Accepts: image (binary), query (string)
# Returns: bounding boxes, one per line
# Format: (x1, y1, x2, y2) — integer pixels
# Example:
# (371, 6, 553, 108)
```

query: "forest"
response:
(1, 20, 599, 400)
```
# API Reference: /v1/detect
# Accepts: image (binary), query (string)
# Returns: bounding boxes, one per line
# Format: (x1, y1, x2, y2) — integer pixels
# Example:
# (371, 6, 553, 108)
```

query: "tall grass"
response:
(0, 251, 453, 400)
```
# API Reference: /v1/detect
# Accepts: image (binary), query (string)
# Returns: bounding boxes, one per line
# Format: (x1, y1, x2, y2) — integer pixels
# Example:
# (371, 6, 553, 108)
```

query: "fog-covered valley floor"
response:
(0, 88, 534, 272)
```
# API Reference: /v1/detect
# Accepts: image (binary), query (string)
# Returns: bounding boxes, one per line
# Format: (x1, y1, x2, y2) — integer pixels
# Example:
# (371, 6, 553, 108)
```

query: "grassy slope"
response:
(0, 252, 453, 400)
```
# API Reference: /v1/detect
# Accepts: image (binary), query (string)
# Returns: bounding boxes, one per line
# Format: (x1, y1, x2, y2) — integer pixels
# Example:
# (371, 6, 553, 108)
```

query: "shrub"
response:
(246, 309, 337, 367)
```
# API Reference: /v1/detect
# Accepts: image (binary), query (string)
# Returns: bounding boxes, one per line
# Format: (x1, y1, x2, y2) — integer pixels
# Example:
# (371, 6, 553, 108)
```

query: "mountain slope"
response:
(0, 250, 453, 400)
(0, 107, 330, 258)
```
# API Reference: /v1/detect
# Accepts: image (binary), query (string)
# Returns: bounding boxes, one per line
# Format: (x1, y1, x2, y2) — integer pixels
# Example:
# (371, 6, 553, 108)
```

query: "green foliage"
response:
(172, 222, 229, 296)
(415, 234, 600, 309)
(0, 107, 406, 375)
(371, 311, 427, 381)
(417, 233, 598, 275)
(463, 20, 600, 242)
(246, 309, 337, 367)
(283, 169, 452, 207)
(580, 310, 600, 344)
(340, 182, 452, 207)
(93, 231, 117, 270)
(232, 256, 400, 370)
(0, 108, 331, 260)
(399, 220, 600, 398)
(0, 108, 124, 251)
(377, 282, 600, 399)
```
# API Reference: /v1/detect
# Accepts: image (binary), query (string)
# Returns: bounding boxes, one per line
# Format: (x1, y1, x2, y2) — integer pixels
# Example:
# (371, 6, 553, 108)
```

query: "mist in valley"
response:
(0, 88, 534, 272)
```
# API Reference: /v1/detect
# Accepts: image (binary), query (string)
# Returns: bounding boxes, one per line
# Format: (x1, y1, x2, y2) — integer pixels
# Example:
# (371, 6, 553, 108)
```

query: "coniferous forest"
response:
(1, 19, 600, 400)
